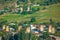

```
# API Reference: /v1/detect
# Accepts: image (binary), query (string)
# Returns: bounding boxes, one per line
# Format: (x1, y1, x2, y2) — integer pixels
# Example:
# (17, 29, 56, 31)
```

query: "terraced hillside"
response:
(0, 3, 60, 23)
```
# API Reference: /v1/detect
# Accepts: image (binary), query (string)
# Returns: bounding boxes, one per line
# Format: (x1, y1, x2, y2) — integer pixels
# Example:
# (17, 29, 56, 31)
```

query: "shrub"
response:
(31, 6, 40, 12)
(30, 17, 36, 22)
(0, 11, 4, 15)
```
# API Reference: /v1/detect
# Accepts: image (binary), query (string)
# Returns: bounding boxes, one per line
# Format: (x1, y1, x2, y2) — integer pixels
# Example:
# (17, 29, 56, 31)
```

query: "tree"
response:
(57, 22, 60, 27)
(19, 0, 25, 2)
(0, 0, 18, 4)
(9, 36, 14, 40)
(46, 37, 51, 40)
(30, 17, 36, 22)
(0, 11, 4, 15)
(18, 26, 27, 40)
(0, 20, 7, 28)
(14, 34, 18, 40)
(1, 36, 5, 40)
(42, 32, 49, 40)
(49, 18, 53, 24)
(32, 35, 38, 40)
(31, 6, 40, 12)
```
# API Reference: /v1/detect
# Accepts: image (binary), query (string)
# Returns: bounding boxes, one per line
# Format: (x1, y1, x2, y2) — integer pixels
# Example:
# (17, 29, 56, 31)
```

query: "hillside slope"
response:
(0, 3, 60, 23)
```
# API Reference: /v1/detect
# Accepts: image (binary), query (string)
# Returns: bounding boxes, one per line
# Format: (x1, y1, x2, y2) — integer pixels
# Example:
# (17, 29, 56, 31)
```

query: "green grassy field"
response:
(0, 3, 60, 23)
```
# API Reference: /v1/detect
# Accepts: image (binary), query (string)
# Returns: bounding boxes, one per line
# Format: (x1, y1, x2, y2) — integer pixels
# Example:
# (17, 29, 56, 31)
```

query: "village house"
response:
(27, 6, 31, 11)
(2, 25, 15, 32)
(30, 24, 37, 30)
(2, 25, 6, 30)
(1, 23, 56, 34)
(20, 7, 23, 13)
(9, 27, 15, 32)
(30, 24, 55, 35)
(5, 26, 9, 32)
(30, 24, 39, 34)
(17, 25, 22, 32)
(2, 25, 10, 32)
(26, 27, 30, 33)
(48, 24, 55, 34)
(39, 24, 46, 32)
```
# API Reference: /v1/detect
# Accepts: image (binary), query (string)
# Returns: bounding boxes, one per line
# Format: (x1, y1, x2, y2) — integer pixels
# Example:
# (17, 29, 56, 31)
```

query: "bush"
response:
(42, 7, 46, 10)
(30, 17, 36, 22)
(31, 6, 40, 12)
(49, 19, 53, 24)
(0, 11, 4, 15)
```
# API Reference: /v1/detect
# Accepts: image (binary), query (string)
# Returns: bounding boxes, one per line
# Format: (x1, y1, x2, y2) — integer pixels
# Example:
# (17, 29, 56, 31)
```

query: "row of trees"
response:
(17, 0, 60, 5)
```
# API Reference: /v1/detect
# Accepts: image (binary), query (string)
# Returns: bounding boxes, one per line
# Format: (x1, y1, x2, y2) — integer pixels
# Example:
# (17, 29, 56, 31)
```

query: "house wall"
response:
(2, 25, 6, 30)
(48, 25, 52, 33)
(26, 27, 30, 33)
(6, 26, 9, 32)
(39, 25, 45, 31)
(48, 25, 55, 33)
(0, 36, 2, 40)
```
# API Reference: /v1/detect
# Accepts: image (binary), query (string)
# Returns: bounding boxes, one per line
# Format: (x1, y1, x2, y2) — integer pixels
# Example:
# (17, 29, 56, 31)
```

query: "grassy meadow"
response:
(0, 3, 60, 23)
